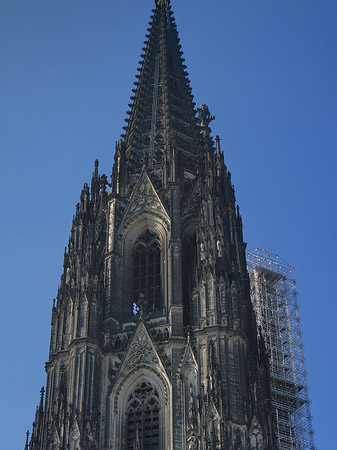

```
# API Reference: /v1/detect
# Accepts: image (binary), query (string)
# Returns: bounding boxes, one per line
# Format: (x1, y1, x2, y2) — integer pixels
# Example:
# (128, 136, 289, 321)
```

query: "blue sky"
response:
(1, 1, 336, 448)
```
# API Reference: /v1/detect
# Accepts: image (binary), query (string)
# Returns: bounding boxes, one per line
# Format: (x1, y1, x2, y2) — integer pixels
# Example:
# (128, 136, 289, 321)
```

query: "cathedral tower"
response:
(28, 1, 276, 448)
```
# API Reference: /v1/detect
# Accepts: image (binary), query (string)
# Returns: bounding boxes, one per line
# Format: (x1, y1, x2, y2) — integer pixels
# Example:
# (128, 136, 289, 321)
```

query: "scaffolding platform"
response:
(247, 248, 315, 450)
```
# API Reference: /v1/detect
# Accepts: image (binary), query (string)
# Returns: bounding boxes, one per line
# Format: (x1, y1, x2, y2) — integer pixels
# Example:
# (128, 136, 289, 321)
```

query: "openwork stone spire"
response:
(123, 0, 199, 174)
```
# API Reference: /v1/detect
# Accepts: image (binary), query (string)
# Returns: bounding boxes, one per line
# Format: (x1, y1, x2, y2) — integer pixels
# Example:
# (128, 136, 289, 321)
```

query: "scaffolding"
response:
(247, 249, 315, 450)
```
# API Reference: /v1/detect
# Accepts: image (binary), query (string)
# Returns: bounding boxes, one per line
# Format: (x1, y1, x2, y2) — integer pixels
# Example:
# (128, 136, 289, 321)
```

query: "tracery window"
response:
(133, 230, 161, 312)
(126, 381, 161, 449)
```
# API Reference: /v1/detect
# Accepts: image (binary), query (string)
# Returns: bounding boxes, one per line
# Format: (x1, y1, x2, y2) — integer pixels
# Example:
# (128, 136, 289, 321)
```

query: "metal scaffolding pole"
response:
(247, 249, 315, 450)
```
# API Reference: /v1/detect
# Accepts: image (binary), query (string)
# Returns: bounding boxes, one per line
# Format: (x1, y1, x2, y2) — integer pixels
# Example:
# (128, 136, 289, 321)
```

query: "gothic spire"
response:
(122, 0, 199, 174)
(26, 3, 278, 449)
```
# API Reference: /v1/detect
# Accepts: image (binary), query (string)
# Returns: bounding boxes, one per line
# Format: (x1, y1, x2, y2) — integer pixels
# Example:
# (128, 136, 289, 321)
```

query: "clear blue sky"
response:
(1, 1, 336, 448)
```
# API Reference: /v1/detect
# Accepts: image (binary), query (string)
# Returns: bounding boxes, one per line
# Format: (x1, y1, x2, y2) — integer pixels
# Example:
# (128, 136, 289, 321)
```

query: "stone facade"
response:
(28, 1, 276, 449)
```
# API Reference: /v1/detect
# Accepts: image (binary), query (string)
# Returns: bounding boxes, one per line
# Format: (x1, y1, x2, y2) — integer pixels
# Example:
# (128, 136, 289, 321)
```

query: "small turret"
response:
(24, 430, 29, 450)
(38, 386, 45, 416)
(91, 159, 100, 202)
(29, 387, 45, 450)
(215, 135, 221, 158)
(80, 183, 89, 213)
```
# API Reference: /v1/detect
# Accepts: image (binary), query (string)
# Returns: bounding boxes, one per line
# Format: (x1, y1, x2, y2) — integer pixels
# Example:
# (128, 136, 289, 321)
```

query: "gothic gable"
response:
(113, 319, 170, 384)
(177, 338, 198, 377)
(69, 417, 81, 450)
(118, 169, 170, 234)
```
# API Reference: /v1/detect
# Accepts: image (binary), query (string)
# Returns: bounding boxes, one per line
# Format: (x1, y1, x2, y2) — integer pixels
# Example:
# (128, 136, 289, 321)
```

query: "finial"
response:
(100, 174, 108, 193)
(39, 386, 45, 411)
(93, 159, 99, 178)
(137, 293, 147, 319)
(24, 430, 30, 450)
(133, 293, 147, 319)
(215, 135, 221, 156)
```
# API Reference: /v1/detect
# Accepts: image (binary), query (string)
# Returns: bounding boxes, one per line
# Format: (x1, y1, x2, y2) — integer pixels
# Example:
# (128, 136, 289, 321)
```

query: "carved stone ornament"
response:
(182, 177, 202, 221)
(111, 320, 171, 414)
(47, 426, 60, 450)
(125, 327, 158, 367)
(119, 169, 170, 232)
(197, 104, 215, 128)
(177, 340, 198, 378)
(187, 433, 198, 449)
(129, 179, 162, 213)
(69, 418, 81, 450)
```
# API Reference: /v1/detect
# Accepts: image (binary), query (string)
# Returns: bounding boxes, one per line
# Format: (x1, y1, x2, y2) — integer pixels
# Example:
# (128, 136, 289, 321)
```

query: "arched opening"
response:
(133, 230, 162, 313)
(125, 381, 161, 449)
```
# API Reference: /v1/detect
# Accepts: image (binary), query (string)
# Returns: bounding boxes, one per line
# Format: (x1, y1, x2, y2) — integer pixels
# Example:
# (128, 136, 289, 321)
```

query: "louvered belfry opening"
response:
(126, 381, 161, 449)
(133, 230, 161, 312)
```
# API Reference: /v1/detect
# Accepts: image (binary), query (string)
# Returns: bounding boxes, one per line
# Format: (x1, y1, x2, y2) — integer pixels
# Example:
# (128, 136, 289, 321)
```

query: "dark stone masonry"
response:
(27, 1, 276, 448)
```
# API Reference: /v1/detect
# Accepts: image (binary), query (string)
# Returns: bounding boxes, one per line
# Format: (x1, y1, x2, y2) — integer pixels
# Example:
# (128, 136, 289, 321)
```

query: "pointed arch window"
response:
(126, 381, 160, 449)
(133, 230, 161, 312)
